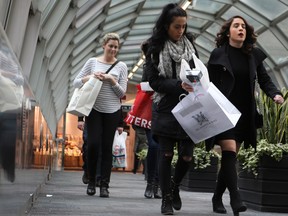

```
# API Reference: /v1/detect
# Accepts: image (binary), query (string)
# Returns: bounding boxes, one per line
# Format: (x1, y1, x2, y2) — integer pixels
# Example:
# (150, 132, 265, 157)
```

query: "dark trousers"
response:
(82, 125, 101, 180)
(145, 129, 160, 184)
(157, 136, 194, 195)
(86, 109, 121, 187)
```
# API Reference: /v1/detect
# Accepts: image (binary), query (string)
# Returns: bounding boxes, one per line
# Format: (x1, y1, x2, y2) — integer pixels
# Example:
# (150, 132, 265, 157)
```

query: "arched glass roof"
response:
(65, 0, 288, 88)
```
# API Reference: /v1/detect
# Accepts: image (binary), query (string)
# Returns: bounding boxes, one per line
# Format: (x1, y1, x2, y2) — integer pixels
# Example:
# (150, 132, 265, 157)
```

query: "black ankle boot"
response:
(153, 184, 162, 199)
(212, 195, 227, 214)
(161, 194, 173, 215)
(100, 186, 109, 198)
(171, 180, 181, 210)
(82, 171, 89, 184)
(144, 183, 153, 198)
(86, 182, 96, 196)
(230, 192, 247, 215)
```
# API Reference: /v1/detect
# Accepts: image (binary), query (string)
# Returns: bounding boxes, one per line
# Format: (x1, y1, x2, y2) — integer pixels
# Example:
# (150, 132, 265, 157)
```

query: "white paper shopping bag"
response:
(172, 82, 241, 143)
(180, 53, 210, 91)
(67, 77, 102, 116)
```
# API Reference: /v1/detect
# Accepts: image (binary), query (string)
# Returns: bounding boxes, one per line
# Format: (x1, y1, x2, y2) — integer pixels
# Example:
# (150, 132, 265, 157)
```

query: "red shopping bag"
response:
(124, 84, 153, 129)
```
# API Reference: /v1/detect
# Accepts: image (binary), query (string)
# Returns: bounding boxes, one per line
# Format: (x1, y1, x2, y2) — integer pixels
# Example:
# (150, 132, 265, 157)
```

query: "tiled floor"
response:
(25, 170, 287, 216)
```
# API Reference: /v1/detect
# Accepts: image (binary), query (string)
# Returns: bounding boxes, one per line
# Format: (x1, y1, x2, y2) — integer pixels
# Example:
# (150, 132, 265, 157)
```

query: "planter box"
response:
(181, 157, 218, 192)
(238, 155, 288, 213)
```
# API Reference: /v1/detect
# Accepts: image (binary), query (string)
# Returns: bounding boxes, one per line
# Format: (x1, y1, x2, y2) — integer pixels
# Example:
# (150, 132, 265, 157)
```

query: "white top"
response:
(73, 58, 128, 113)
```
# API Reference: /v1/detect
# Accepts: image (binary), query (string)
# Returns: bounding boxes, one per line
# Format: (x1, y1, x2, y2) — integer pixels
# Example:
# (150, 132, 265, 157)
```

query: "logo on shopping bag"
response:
(192, 111, 209, 126)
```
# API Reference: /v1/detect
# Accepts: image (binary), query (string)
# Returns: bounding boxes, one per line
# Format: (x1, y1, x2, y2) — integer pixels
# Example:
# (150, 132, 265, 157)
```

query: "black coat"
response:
(144, 40, 198, 140)
(206, 44, 282, 149)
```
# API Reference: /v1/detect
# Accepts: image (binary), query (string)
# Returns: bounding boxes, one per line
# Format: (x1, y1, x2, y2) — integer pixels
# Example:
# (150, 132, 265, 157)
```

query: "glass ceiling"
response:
(3, 0, 286, 133)
(69, 0, 288, 88)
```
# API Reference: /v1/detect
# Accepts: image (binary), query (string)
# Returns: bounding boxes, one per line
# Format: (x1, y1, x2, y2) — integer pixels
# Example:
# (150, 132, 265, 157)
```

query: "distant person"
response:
(132, 125, 147, 174)
(73, 32, 128, 197)
(141, 41, 161, 199)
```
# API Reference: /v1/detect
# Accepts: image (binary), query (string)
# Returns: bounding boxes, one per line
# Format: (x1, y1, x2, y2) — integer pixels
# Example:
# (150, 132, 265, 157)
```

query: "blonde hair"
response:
(102, 32, 120, 45)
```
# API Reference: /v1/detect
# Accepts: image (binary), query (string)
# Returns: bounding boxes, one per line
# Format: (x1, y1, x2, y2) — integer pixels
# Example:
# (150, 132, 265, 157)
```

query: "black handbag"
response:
(255, 71, 264, 129)
(255, 111, 263, 128)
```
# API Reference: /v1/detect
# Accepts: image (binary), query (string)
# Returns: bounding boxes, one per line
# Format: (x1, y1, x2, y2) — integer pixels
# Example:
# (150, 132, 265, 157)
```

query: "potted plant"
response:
(237, 87, 288, 213)
(137, 142, 221, 192)
(181, 142, 221, 192)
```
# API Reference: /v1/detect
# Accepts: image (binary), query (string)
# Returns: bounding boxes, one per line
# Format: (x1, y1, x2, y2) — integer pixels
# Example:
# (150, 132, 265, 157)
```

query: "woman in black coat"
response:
(143, 3, 198, 215)
(207, 15, 284, 215)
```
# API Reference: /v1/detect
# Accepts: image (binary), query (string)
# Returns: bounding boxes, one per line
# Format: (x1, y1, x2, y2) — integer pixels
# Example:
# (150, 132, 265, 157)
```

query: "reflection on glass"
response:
(258, 30, 288, 64)
(0, 39, 24, 183)
(0, 23, 53, 216)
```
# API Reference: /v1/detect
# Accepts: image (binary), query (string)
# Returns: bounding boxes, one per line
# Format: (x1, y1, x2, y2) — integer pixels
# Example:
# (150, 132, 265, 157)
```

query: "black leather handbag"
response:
(255, 111, 263, 128)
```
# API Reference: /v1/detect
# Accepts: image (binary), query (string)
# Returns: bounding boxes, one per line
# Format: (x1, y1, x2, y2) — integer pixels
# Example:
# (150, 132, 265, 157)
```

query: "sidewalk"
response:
(27, 170, 286, 216)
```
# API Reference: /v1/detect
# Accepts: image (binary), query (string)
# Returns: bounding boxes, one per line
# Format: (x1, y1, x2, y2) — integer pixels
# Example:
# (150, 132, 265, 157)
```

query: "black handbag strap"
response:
(105, 60, 119, 74)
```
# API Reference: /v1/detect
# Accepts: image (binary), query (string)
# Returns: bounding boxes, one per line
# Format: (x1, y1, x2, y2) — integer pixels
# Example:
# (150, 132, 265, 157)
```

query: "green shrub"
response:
(238, 87, 288, 176)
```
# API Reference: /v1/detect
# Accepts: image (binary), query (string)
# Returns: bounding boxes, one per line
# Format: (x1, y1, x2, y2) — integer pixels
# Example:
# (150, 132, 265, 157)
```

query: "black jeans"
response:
(82, 124, 101, 179)
(86, 109, 121, 187)
(145, 129, 160, 184)
(157, 136, 194, 195)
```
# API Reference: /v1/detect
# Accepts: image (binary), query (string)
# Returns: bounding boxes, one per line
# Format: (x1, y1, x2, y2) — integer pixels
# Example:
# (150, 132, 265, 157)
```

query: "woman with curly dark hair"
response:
(207, 16, 284, 215)
(143, 3, 199, 215)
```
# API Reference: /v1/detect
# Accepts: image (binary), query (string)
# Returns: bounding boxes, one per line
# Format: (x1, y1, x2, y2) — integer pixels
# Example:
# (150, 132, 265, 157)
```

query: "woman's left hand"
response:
(181, 81, 194, 92)
(273, 94, 284, 104)
(95, 73, 116, 84)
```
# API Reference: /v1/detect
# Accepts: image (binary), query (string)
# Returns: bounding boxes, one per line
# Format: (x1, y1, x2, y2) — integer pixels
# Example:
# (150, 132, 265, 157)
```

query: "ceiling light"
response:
(181, 0, 193, 10)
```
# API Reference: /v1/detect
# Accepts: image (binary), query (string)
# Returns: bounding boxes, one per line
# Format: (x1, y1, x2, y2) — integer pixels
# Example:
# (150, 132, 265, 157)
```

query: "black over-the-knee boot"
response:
(221, 151, 247, 215)
(171, 156, 190, 211)
(212, 167, 227, 214)
(159, 153, 173, 215)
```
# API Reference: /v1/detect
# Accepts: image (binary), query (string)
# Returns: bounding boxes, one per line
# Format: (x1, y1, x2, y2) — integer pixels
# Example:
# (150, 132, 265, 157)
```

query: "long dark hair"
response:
(146, 3, 191, 59)
(216, 15, 257, 54)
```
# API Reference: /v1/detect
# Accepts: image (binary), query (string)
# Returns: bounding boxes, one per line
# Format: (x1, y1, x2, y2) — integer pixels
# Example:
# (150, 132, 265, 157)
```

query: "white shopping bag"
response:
(67, 77, 102, 116)
(112, 131, 127, 168)
(180, 53, 210, 91)
(172, 82, 241, 143)
(140, 82, 153, 92)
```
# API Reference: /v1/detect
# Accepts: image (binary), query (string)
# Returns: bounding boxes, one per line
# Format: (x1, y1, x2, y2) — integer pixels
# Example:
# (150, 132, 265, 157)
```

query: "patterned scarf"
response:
(154, 36, 195, 103)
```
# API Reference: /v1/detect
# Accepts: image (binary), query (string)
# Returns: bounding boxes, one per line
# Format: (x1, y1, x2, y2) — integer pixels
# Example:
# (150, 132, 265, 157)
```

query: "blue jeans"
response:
(145, 129, 160, 184)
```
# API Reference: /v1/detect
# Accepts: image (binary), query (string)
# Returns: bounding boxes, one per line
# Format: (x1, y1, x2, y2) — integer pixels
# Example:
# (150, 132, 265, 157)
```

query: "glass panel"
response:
(280, 66, 288, 87)
(187, 17, 209, 29)
(206, 22, 222, 37)
(192, 0, 224, 14)
(195, 35, 216, 53)
(277, 17, 288, 40)
(241, 0, 287, 20)
(258, 29, 288, 64)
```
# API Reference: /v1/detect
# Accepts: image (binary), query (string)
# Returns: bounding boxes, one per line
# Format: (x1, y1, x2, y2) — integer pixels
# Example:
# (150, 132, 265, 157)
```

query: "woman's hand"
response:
(94, 72, 116, 85)
(273, 94, 284, 104)
(117, 127, 124, 134)
(181, 81, 194, 92)
(81, 74, 94, 83)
